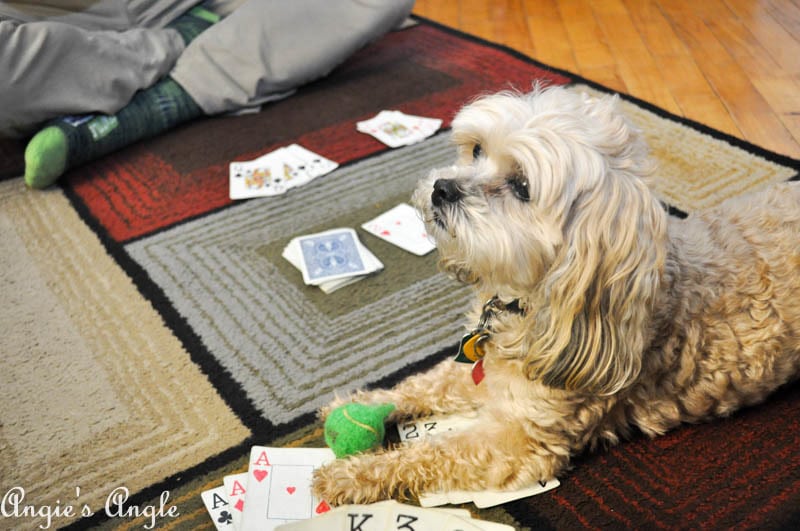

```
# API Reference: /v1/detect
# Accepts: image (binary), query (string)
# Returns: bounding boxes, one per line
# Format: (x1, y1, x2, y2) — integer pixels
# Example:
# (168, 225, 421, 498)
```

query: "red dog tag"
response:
(471, 358, 485, 385)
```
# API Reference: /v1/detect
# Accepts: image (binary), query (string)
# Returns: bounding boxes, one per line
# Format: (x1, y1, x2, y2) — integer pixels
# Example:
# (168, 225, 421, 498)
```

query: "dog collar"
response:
(454, 296, 524, 365)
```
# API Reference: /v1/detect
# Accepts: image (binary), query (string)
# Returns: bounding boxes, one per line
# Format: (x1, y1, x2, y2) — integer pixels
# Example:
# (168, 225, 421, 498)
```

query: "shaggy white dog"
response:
(312, 85, 800, 505)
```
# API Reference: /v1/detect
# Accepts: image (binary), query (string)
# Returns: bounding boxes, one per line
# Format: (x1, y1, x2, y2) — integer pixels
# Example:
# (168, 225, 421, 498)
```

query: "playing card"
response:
(224, 473, 249, 531)
(314, 502, 395, 530)
(294, 228, 385, 286)
(276, 501, 495, 531)
(267, 465, 316, 520)
(471, 478, 560, 508)
(445, 514, 515, 531)
(264, 147, 313, 190)
(361, 203, 436, 256)
(240, 447, 335, 531)
(229, 155, 286, 199)
(282, 233, 382, 293)
(272, 510, 347, 530)
(201, 485, 235, 530)
(396, 412, 480, 443)
(284, 144, 338, 179)
(297, 228, 367, 285)
(357, 110, 442, 148)
(417, 489, 476, 508)
(390, 503, 457, 530)
(419, 478, 560, 510)
(229, 144, 338, 200)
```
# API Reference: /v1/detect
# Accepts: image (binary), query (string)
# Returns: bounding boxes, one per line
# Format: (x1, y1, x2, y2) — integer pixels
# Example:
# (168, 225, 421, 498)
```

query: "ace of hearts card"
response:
(240, 446, 335, 531)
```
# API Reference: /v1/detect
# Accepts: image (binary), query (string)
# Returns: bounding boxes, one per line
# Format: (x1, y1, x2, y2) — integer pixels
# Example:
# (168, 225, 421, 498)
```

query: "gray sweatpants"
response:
(0, 0, 415, 138)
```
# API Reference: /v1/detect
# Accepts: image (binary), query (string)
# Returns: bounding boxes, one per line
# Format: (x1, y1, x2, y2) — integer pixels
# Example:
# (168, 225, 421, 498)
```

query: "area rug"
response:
(2, 17, 800, 530)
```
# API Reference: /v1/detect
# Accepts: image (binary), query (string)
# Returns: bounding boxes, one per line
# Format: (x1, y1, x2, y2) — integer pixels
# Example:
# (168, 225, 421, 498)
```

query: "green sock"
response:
(24, 7, 218, 189)
(170, 6, 220, 42)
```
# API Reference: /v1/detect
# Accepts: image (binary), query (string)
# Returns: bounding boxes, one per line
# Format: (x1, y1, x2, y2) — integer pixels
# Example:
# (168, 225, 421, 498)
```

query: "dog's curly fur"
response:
(311, 85, 800, 505)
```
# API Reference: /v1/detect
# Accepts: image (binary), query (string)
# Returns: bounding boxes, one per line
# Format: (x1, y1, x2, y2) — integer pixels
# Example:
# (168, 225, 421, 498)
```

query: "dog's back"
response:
(636, 181, 800, 433)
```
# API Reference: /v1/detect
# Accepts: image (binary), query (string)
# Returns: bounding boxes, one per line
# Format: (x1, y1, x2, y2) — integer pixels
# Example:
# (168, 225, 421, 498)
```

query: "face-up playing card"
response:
(201, 485, 235, 530)
(361, 203, 436, 256)
(223, 473, 248, 531)
(274, 500, 512, 531)
(229, 144, 338, 200)
(266, 465, 315, 520)
(265, 148, 312, 190)
(419, 478, 560, 510)
(470, 478, 560, 508)
(396, 412, 480, 443)
(284, 144, 338, 179)
(297, 228, 371, 285)
(416, 489, 473, 508)
(229, 154, 286, 199)
(240, 446, 335, 531)
(357, 110, 442, 148)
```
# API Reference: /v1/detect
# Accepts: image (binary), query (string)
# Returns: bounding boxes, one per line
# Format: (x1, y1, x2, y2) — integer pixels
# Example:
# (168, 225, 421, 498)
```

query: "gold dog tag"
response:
(454, 331, 488, 363)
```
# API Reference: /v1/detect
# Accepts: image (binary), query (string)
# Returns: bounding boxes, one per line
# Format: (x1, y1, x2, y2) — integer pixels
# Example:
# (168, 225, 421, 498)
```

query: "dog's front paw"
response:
(317, 396, 349, 422)
(312, 456, 392, 506)
(318, 391, 404, 423)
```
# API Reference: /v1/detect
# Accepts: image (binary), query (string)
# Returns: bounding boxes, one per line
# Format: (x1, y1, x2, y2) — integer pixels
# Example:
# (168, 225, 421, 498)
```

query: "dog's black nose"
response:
(432, 179, 463, 206)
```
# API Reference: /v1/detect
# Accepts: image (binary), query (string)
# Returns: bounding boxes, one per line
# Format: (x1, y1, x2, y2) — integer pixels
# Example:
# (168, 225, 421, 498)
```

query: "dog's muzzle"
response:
(432, 178, 463, 207)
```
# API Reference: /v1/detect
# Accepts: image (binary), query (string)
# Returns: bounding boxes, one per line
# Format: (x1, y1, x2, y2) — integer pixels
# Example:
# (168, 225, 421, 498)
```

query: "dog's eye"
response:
(507, 176, 530, 201)
(472, 144, 483, 160)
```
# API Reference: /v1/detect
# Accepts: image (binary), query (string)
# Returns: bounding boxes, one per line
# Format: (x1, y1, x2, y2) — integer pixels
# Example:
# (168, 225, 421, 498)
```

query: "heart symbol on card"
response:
(235, 499, 244, 512)
(286, 486, 296, 495)
(315, 501, 331, 514)
(253, 469, 269, 482)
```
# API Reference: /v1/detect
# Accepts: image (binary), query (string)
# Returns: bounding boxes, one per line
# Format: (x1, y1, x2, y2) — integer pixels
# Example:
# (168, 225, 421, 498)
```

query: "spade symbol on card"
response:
(253, 469, 269, 482)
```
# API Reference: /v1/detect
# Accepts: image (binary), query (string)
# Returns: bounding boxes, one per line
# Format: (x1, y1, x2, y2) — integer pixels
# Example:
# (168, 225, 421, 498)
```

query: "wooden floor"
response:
(412, 0, 800, 159)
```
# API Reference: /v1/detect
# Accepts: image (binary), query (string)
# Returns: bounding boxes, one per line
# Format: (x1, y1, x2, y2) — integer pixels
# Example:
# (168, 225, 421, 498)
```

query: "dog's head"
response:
(413, 86, 667, 395)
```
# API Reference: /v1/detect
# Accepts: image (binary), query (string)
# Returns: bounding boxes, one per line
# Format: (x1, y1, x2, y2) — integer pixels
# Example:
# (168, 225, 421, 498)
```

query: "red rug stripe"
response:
(66, 23, 570, 243)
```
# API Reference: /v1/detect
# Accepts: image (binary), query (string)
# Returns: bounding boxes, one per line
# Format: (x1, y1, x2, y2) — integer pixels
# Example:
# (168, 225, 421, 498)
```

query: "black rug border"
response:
(56, 16, 800, 529)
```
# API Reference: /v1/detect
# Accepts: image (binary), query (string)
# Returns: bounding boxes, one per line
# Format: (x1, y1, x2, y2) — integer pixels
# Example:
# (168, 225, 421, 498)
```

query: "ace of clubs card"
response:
(201, 486, 234, 530)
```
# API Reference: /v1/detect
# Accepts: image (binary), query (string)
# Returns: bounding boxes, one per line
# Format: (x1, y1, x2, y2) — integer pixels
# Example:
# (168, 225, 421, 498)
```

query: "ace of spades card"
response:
(241, 446, 335, 531)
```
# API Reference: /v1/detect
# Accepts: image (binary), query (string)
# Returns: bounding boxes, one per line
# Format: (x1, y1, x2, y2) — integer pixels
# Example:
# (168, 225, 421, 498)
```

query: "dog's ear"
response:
(524, 172, 667, 395)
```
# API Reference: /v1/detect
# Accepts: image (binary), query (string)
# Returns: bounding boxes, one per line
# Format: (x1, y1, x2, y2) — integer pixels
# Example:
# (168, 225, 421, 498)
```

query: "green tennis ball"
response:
(324, 403, 396, 458)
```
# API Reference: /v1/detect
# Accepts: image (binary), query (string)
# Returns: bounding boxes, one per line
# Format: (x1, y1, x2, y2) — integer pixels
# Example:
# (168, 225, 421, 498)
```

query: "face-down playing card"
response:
(297, 228, 371, 285)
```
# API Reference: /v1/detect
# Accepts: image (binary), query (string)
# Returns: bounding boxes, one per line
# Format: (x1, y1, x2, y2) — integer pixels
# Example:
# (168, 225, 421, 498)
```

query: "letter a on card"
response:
(254, 451, 271, 467)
